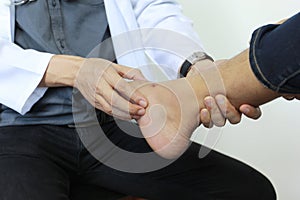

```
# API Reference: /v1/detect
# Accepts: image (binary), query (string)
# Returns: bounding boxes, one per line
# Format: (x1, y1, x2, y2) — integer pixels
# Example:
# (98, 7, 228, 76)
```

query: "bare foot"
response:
(130, 79, 204, 159)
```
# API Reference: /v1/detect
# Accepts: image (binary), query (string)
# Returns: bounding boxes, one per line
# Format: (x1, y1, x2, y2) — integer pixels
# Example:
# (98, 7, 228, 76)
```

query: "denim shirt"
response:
(0, 0, 113, 126)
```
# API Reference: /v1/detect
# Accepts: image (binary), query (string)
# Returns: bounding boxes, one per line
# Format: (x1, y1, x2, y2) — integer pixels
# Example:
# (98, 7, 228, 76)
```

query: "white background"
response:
(177, 0, 300, 199)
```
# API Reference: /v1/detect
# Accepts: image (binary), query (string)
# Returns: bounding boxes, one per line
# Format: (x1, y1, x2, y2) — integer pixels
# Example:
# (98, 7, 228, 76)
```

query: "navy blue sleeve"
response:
(249, 12, 300, 94)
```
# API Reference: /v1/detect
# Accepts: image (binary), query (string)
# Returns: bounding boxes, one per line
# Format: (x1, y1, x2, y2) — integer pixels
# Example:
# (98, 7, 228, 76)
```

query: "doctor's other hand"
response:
(200, 95, 262, 128)
(42, 55, 148, 120)
(186, 59, 261, 128)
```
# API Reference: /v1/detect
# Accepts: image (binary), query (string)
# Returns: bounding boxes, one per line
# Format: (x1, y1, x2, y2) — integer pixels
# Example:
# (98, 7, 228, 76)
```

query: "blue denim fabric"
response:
(249, 12, 300, 94)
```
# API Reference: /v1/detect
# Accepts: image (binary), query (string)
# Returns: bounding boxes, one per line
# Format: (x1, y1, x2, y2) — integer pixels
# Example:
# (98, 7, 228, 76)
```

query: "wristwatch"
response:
(179, 52, 214, 78)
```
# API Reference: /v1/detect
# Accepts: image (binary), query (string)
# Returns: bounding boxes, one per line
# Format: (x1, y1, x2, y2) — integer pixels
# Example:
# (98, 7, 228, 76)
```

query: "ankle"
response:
(185, 75, 209, 109)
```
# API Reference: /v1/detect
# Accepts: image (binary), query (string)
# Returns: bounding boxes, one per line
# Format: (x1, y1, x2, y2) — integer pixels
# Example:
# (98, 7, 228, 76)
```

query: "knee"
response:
(251, 172, 277, 200)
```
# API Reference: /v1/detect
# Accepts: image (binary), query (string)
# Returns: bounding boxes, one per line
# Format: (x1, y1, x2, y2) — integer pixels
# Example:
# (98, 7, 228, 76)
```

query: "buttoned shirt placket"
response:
(47, 0, 73, 55)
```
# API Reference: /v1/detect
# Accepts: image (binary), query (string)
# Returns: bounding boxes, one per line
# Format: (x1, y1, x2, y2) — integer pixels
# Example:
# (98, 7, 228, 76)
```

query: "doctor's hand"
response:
(41, 55, 148, 120)
(75, 58, 148, 120)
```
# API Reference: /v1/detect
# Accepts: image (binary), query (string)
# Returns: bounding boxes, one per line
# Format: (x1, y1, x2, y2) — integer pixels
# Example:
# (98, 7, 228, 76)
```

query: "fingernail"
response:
(243, 108, 250, 114)
(137, 108, 145, 115)
(204, 98, 213, 108)
(201, 109, 208, 117)
(216, 95, 225, 105)
(139, 99, 147, 108)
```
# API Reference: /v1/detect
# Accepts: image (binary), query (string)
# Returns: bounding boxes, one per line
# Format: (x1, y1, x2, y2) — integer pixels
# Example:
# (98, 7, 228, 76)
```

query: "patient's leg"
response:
(215, 49, 280, 108)
(132, 49, 281, 159)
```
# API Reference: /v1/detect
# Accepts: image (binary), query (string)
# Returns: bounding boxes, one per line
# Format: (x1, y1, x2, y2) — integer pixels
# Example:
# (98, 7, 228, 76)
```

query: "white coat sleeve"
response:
(132, 0, 206, 80)
(0, 39, 53, 114)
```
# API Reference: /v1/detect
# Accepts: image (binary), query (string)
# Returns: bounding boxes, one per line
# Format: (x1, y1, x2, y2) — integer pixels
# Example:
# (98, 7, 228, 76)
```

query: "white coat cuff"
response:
(0, 45, 54, 114)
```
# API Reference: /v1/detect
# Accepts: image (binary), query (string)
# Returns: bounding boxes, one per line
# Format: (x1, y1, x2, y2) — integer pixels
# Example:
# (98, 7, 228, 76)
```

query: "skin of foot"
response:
(130, 77, 209, 159)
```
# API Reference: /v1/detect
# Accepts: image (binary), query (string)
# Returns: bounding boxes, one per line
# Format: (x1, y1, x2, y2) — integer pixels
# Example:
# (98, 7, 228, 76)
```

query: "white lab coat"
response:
(0, 0, 204, 114)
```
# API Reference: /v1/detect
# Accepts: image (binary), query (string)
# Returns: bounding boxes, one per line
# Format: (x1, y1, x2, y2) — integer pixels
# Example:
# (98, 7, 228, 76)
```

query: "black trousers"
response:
(0, 119, 276, 200)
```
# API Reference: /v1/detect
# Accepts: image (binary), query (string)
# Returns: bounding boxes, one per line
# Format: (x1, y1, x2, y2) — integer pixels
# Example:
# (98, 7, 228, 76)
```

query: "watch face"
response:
(187, 52, 207, 63)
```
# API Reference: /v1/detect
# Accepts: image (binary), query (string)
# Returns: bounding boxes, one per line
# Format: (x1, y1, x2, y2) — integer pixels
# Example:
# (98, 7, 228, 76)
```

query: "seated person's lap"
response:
(0, 121, 276, 200)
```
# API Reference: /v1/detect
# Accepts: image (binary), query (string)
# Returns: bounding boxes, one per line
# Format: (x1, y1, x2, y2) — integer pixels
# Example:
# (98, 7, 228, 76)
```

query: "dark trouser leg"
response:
(77, 119, 276, 200)
(0, 126, 71, 200)
(0, 155, 70, 200)
(0, 121, 276, 200)
(0, 124, 138, 200)
(69, 184, 124, 200)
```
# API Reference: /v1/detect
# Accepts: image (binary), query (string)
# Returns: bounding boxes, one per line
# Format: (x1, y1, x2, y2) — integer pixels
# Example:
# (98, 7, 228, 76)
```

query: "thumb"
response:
(239, 104, 262, 120)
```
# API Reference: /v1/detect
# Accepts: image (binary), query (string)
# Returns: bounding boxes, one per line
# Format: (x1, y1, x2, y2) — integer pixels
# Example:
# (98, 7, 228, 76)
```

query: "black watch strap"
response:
(179, 52, 214, 78)
(180, 60, 194, 78)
